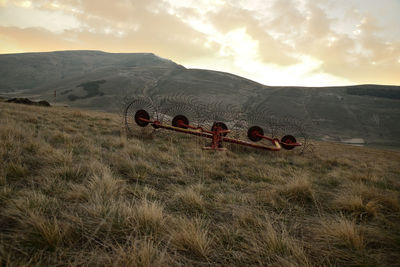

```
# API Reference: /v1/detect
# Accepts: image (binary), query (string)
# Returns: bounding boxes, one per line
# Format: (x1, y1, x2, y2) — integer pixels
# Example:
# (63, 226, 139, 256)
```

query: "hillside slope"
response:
(1, 101, 399, 266)
(0, 51, 400, 147)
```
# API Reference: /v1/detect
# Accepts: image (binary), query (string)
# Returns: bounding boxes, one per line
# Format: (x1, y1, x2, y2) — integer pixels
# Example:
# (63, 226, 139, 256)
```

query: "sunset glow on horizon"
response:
(1, 0, 399, 87)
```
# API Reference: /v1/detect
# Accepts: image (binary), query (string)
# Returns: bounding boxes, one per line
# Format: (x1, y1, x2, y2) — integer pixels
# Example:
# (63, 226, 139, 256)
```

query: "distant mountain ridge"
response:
(0, 50, 399, 148)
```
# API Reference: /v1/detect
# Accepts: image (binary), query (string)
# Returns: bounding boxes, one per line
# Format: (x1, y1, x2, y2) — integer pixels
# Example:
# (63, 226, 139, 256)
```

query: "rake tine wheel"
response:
(159, 95, 203, 141)
(124, 96, 156, 135)
(161, 95, 201, 123)
(247, 126, 264, 142)
(124, 94, 306, 152)
(172, 115, 190, 129)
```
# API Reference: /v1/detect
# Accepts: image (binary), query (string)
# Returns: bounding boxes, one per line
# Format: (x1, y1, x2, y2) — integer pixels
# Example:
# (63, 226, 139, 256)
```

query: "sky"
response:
(0, 0, 399, 86)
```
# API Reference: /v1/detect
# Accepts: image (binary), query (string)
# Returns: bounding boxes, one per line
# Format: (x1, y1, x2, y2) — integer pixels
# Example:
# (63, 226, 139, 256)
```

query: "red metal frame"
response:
(136, 114, 301, 151)
(248, 127, 302, 149)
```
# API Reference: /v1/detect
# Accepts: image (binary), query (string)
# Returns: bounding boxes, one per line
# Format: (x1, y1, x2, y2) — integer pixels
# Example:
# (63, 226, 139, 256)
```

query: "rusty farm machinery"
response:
(123, 95, 308, 152)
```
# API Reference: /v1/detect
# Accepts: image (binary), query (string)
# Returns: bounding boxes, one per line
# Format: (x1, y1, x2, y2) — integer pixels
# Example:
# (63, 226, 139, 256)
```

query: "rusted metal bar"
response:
(139, 117, 284, 151)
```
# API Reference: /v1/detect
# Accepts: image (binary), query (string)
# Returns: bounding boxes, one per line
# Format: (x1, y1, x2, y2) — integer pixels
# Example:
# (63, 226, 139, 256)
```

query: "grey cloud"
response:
(2, 0, 399, 85)
(211, 0, 400, 84)
(2, 0, 219, 62)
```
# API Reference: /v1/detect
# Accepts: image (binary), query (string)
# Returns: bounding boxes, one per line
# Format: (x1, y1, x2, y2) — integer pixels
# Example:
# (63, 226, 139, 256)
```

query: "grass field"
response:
(0, 101, 399, 266)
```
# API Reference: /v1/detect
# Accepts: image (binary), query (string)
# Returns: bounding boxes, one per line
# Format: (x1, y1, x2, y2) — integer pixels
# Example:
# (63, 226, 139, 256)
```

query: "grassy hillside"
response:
(1, 101, 400, 266)
(1, 51, 400, 148)
(0, 51, 180, 112)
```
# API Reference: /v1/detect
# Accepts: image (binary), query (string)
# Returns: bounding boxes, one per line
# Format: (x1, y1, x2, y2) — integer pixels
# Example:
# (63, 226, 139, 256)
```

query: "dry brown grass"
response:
(242, 217, 310, 266)
(309, 217, 373, 265)
(318, 217, 365, 250)
(276, 172, 315, 203)
(133, 198, 166, 235)
(332, 181, 400, 218)
(111, 239, 169, 267)
(172, 184, 206, 213)
(1, 101, 400, 266)
(170, 217, 212, 259)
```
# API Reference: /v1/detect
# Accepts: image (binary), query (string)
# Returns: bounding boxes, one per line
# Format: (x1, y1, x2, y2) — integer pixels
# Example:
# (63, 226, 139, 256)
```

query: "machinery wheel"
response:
(247, 126, 264, 142)
(172, 115, 189, 129)
(281, 135, 297, 150)
(211, 122, 229, 136)
(134, 109, 150, 127)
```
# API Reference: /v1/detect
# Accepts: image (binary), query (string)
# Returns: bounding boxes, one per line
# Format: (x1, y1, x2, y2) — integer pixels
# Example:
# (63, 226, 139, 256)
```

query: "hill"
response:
(0, 50, 400, 148)
(0, 101, 399, 266)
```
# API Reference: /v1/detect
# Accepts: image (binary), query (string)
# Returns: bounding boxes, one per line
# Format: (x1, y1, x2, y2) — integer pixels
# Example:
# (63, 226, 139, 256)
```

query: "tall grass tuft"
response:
(170, 217, 212, 258)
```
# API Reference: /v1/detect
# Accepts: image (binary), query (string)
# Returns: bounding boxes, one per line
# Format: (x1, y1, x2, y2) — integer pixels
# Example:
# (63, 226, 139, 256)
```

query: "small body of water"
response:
(321, 135, 400, 152)
(341, 138, 365, 144)
(336, 142, 400, 152)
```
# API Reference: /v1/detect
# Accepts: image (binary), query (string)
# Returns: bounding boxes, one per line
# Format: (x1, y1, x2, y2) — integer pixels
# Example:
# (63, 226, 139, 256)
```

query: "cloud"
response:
(0, 4, 80, 32)
(201, 0, 400, 84)
(206, 2, 300, 66)
(0, 0, 218, 62)
(0, 26, 77, 53)
(295, 6, 400, 84)
(0, 25, 214, 63)
(0, 0, 399, 85)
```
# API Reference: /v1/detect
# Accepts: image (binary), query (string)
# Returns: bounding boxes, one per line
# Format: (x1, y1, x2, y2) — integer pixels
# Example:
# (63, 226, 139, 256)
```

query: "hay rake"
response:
(124, 95, 304, 152)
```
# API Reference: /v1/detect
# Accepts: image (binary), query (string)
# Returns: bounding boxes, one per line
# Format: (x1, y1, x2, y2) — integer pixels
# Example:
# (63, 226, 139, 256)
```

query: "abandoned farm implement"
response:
(124, 95, 306, 152)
